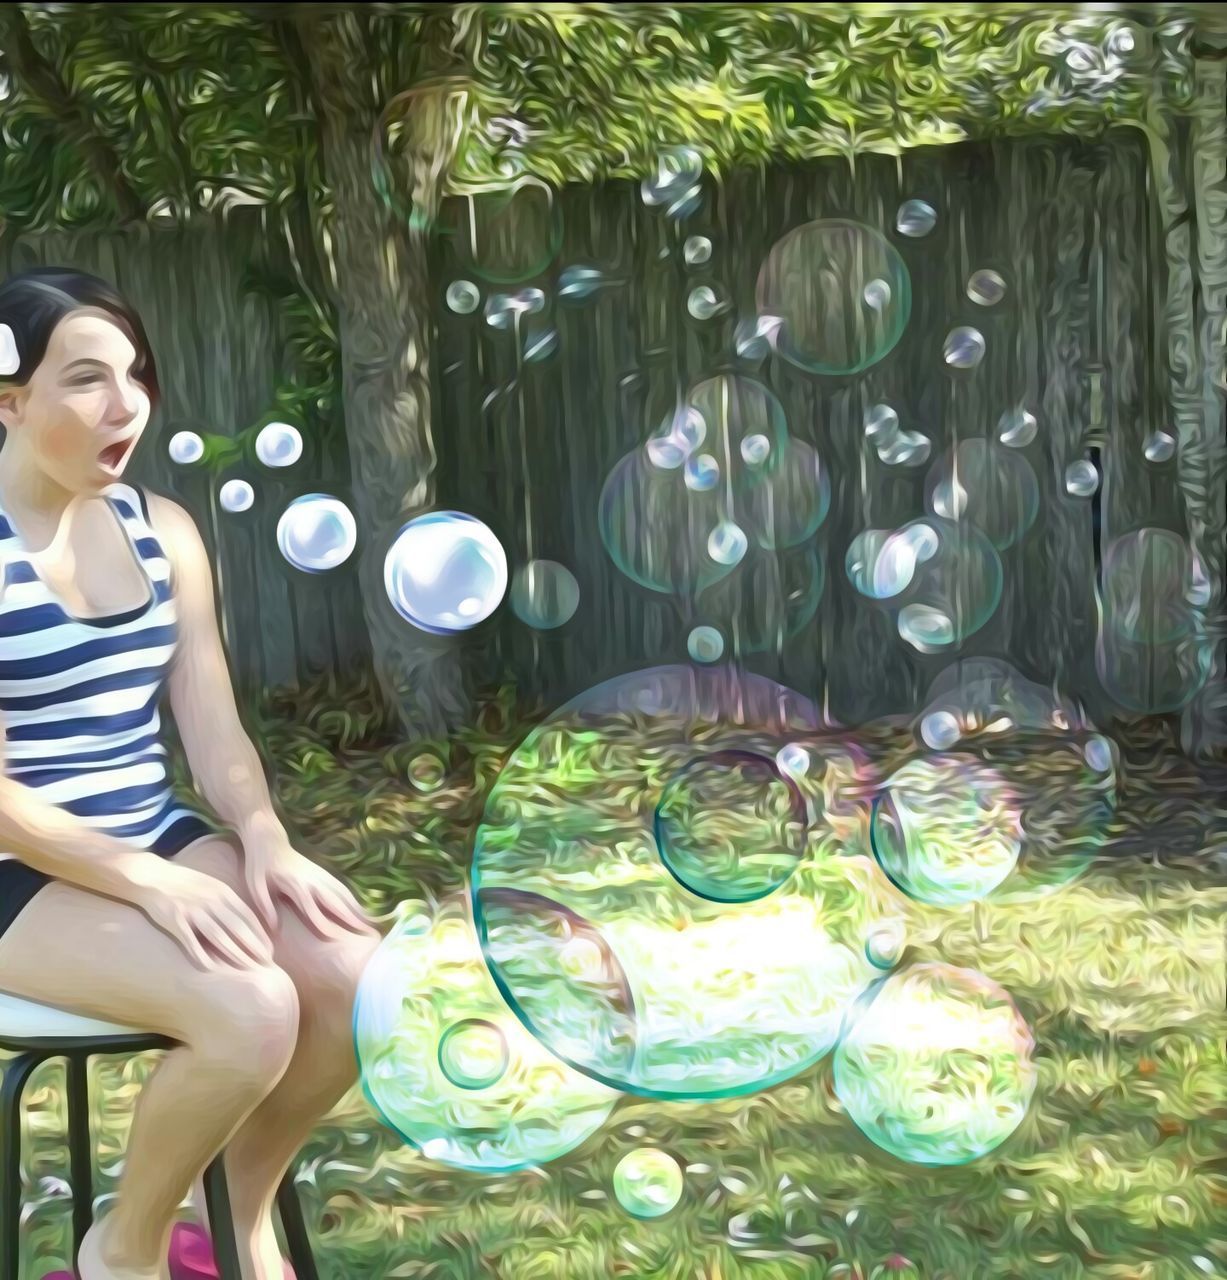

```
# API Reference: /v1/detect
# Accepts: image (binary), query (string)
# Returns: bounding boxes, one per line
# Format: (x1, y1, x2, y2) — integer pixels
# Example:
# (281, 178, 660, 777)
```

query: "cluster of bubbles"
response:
(355, 660, 1056, 1191)
(1096, 528, 1213, 713)
(864, 403, 930, 469)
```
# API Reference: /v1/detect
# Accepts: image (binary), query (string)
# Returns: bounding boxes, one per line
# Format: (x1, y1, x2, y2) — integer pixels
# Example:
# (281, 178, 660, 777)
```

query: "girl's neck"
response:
(0, 442, 84, 551)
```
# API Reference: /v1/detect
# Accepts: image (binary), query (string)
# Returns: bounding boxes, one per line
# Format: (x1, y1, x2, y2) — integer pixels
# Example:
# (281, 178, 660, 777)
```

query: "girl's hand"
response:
(243, 839, 378, 941)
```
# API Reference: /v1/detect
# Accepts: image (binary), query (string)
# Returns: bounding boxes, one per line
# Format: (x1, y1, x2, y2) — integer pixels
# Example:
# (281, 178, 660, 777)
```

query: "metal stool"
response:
(0, 992, 318, 1280)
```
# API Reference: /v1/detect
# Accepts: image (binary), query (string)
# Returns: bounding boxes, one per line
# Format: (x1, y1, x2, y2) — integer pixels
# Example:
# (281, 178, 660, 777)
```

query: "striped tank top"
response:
(0, 482, 208, 861)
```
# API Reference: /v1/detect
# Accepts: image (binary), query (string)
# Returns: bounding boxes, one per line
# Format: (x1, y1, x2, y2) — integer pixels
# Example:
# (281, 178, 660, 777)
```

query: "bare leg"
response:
(0, 874, 301, 1280)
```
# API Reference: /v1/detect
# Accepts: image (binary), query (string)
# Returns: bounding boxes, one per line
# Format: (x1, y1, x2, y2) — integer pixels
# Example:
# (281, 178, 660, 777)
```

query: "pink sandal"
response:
(40, 1222, 296, 1279)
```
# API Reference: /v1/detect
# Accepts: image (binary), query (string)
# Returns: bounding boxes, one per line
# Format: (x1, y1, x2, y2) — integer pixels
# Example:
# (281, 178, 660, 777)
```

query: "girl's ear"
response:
(0, 387, 24, 432)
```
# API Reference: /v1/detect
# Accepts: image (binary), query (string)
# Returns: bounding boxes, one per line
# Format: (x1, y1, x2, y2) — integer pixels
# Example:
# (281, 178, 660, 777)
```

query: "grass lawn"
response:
(6, 672, 1226, 1280)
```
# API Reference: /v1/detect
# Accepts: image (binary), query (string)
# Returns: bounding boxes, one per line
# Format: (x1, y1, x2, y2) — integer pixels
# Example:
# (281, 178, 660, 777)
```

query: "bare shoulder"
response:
(143, 490, 204, 556)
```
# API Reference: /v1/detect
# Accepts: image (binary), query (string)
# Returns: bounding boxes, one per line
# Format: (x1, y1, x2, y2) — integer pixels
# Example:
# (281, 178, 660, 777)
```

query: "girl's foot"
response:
(77, 1214, 171, 1280)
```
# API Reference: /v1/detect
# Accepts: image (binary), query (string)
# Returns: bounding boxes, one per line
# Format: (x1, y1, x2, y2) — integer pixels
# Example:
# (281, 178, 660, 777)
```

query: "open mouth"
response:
(98, 437, 135, 474)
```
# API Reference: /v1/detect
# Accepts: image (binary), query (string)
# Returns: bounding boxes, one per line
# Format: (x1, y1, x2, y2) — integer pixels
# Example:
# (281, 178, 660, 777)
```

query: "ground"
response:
(6, 673, 1227, 1280)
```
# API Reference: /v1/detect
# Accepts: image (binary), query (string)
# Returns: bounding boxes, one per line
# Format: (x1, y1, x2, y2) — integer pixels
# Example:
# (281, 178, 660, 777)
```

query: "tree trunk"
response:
(298, 9, 471, 738)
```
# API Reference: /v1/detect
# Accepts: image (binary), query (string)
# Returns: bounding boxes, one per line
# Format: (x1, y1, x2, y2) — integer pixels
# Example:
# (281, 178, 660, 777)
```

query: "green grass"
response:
(6, 672, 1227, 1280)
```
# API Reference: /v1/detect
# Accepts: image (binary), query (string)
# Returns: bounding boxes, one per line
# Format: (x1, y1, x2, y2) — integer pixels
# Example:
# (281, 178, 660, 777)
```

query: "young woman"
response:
(0, 267, 383, 1280)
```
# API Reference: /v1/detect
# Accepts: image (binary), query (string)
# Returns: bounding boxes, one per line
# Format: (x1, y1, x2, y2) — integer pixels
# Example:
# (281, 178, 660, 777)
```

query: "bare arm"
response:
(147, 491, 290, 851)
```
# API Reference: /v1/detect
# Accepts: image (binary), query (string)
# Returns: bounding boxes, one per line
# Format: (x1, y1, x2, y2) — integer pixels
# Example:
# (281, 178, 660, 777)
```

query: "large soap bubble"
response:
(756, 220, 911, 375)
(1101, 528, 1203, 645)
(1096, 624, 1212, 716)
(354, 893, 619, 1172)
(686, 374, 791, 472)
(471, 666, 901, 1098)
(925, 440, 1039, 551)
(871, 756, 1023, 905)
(834, 963, 1037, 1166)
(385, 511, 508, 633)
(277, 494, 357, 573)
(509, 559, 579, 630)
(437, 176, 562, 283)
(741, 438, 831, 551)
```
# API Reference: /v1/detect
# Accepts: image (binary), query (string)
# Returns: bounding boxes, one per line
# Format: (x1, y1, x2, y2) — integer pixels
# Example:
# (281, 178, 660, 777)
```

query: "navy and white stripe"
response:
(0, 482, 207, 859)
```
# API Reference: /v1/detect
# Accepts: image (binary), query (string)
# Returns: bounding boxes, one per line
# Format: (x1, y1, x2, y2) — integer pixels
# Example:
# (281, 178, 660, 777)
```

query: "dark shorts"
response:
(0, 814, 215, 942)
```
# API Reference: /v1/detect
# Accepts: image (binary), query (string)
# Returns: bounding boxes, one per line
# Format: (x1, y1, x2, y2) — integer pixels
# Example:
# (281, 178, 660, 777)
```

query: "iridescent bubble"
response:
(688, 286, 725, 320)
(734, 315, 783, 362)
(741, 434, 771, 467)
(509, 560, 580, 630)
(925, 439, 1040, 551)
(896, 199, 937, 237)
(558, 265, 610, 304)
(684, 453, 720, 492)
(834, 964, 1037, 1165)
(967, 269, 1006, 306)
(1096, 625, 1212, 716)
(920, 710, 961, 751)
(1144, 430, 1176, 463)
(1102, 528, 1201, 645)
(472, 666, 895, 1097)
(485, 288, 546, 330)
(1065, 459, 1099, 497)
(647, 433, 687, 471)
(255, 422, 303, 468)
(642, 146, 705, 218)
(684, 235, 713, 266)
(898, 604, 954, 650)
(524, 328, 558, 363)
(219, 479, 254, 513)
(438, 1019, 509, 1090)
(686, 374, 789, 468)
(276, 494, 357, 573)
(354, 892, 619, 1171)
(384, 511, 507, 633)
(613, 1149, 684, 1219)
(708, 519, 748, 566)
(438, 177, 563, 283)
(1084, 735, 1115, 774)
(944, 327, 986, 370)
(757, 220, 911, 375)
(168, 431, 205, 465)
(445, 280, 481, 314)
(872, 522, 939, 600)
(846, 529, 895, 599)
(863, 278, 892, 310)
(776, 744, 811, 780)
(864, 404, 899, 444)
(865, 919, 907, 970)
(656, 750, 808, 903)
(687, 625, 724, 664)
(879, 430, 931, 468)
(998, 407, 1038, 449)
(741, 438, 831, 551)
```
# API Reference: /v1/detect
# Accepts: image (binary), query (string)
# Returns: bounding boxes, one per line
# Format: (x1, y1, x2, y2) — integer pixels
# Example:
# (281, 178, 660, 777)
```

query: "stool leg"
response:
(204, 1153, 242, 1280)
(276, 1165, 319, 1280)
(66, 1052, 94, 1270)
(1, 1052, 43, 1280)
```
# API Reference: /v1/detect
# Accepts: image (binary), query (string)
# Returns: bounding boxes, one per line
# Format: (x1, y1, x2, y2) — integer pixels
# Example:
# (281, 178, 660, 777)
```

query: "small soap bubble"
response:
(734, 315, 783, 361)
(944, 327, 985, 370)
(684, 235, 713, 266)
(169, 431, 205, 465)
(673, 406, 707, 454)
(1084, 735, 1114, 774)
(998, 407, 1037, 449)
(445, 280, 481, 314)
(863, 278, 892, 310)
(708, 520, 748, 567)
(741, 433, 771, 467)
(865, 920, 906, 969)
(255, 422, 303, 468)
(613, 1148, 684, 1219)
(688, 286, 725, 321)
(879, 431, 930, 468)
(896, 199, 937, 237)
(1065, 460, 1099, 497)
(524, 329, 559, 363)
(219, 480, 254, 513)
(921, 710, 961, 751)
(776, 744, 811, 779)
(278, 494, 358, 573)
(688, 625, 725, 664)
(967, 269, 1006, 306)
(1144, 431, 1176, 463)
(684, 453, 720, 492)
(647, 435, 687, 470)
(558, 265, 608, 303)
(864, 404, 899, 443)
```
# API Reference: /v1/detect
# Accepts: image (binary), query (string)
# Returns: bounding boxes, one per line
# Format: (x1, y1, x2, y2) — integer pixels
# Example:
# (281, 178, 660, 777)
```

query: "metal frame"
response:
(0, 1029, 319, 1280)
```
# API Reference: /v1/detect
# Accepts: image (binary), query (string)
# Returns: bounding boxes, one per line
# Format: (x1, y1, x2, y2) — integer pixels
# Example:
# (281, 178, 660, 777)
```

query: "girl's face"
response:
(0, 308, 151, 493)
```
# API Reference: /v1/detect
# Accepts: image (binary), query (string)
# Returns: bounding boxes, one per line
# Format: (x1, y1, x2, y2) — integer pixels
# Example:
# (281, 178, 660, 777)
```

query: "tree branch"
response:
(0, 5, 144, 223)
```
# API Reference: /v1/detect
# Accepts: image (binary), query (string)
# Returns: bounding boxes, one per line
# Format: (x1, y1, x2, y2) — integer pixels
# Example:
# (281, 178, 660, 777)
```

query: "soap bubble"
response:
(472, 666, 896, 1097)
(647, 434, 687, 470)
(872, 521, 940, 600)
(354, 892, 618, 1171)
(1144, 430, 1176, 463)
(509, 560, 580, 630)
(524, 328, 558, 363)
(687, 625, 724, 663)
(776, 744, 811, 780)
(734, 315, 783, 362)
(1084, 735, 1115, 774)
(741, 438, 831, 551)
(276, 494, 357, 573)
(385, 511, 507, 633)
(708, 519, 748, 566)
(1065, 459, 1099, 497)
(846, 530, 896, 599)
(1102, 528, 1201, 645)
(757, 219, 911, 375)
(878, 430, 931, 468)
(642, 146, 704, 218)
(684, 235, 713, 265)
(896, 199, 937, 237)
(684, 453, 720, 491)
(656, 750, 809, 904)
(558, 265, 611, 304)
(865, 919, 907, 969)
(688, 286, 725, 320)
(219, 480, 254, 513)
(614, 1149, 684, 1219)
(255, 422, 303, 468)
(997, 407, 1037, 449)
(445, 280, 481, 314)
(687, 374, 789, 469)
(871, 755, 1022, 904)
(944, 327, 986, 370)
(439, 177, 563, 283)
(672, 405, 707, 455)
(834, 964, 1037, 1165)
(967, 269, 1006, 306)
(920, 710, 961, 751)
(485, 288, 545, 330)
(864, 404, 899, 444)
(741, 434, 771, 467)
(925, 439, 1040, 551)
(1097, 625, 1212, 716)
(168, 431, 205, 465)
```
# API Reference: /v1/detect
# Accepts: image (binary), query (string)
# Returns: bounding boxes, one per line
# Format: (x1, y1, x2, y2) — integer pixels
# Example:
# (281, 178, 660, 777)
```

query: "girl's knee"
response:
(194, 963, 301, 1085)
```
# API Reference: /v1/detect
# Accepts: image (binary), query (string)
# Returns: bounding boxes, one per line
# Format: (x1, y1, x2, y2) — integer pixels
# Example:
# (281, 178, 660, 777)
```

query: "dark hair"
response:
(0, 267, 159, 411)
